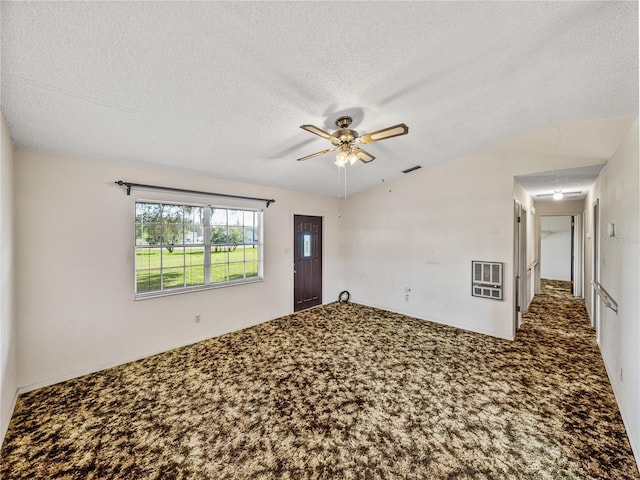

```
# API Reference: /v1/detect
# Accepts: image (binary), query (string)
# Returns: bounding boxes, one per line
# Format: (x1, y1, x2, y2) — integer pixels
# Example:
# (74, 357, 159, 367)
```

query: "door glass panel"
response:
(303, 234, 311, 257)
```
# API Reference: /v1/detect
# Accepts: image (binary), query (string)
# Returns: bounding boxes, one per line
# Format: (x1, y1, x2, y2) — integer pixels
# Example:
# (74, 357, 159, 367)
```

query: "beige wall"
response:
(0, 113, 17, 443)
(584, 119, 639, 464)
(14, 149, 343, 391)
(339, 119, 621, 341)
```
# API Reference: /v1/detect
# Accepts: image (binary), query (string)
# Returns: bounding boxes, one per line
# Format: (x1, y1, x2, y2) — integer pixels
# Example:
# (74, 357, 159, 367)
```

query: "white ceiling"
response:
(1, 2, 638, 197)
(516, 164, 604, 202)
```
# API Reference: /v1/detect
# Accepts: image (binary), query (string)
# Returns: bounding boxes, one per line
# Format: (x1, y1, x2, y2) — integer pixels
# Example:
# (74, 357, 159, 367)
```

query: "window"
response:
(210, 207, 260, 283)
(135, 201, 262, 298)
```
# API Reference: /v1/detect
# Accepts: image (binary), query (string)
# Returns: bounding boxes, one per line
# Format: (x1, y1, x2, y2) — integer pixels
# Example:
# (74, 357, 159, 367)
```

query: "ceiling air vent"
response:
(402, 165, 422, 174)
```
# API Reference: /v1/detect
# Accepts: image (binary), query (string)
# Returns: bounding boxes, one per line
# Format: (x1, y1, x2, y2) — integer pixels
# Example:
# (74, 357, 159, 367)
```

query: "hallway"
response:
(518, 279, 638, 478)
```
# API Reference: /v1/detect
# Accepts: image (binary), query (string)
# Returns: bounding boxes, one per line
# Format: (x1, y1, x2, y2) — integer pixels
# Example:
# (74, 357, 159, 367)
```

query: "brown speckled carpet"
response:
(1, 280, 638, 479)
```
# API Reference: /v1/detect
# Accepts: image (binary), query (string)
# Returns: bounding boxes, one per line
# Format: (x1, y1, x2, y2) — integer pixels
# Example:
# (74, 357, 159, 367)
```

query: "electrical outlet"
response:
(195, 314, 201, 324)
(620, 367, 623, 382)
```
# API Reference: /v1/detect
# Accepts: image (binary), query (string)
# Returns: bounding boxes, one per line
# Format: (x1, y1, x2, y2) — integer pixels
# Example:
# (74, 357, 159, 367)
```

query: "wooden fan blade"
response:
(352, 148, 375, 163)
(300, 124, 334, 140)
(359, 123, 409, 144)
(296, 147, 337, 161)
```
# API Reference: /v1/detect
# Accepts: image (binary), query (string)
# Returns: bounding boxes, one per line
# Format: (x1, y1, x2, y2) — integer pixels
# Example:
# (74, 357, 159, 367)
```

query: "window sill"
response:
(134, 277, 264, 301)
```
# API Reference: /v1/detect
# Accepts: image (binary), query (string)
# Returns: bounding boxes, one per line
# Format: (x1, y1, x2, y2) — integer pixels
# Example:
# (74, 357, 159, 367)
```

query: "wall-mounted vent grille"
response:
(471, 261, 503, 300)
(402, 165, 422, 174)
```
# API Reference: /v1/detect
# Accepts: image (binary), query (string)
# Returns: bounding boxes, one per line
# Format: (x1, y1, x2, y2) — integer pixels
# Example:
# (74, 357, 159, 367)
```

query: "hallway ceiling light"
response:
(536, 190, 583, 201)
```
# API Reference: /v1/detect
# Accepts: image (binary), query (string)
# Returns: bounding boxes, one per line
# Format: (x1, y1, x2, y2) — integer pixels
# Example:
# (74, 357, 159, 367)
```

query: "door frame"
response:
(539, 214, 575, 286)
(591, 199, 600, 342)
(291, 211, 325, 312)
(513, 200, 528, 335)
(572, 214, 584, 298)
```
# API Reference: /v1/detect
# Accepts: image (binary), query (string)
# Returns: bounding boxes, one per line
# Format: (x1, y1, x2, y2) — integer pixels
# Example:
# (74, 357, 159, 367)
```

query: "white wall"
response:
(540, 216, 572, 281)
(534, 199, 585, 215)
(340, 155, 514, 339)
(340, 120, 620, 341)
(584, 119, 639, 465)
(14, 149, 343, 391)
(0, 113, 17, 444)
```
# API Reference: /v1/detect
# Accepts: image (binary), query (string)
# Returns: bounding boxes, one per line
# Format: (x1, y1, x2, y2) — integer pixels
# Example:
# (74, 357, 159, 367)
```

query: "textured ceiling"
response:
(1, 1, 638, 197)
(516, 164, 604, 202)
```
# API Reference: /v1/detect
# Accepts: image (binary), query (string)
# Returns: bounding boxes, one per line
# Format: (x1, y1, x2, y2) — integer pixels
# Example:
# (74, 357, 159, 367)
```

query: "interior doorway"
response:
(293, 215, 323, 312)
(540, 216, 573, 283)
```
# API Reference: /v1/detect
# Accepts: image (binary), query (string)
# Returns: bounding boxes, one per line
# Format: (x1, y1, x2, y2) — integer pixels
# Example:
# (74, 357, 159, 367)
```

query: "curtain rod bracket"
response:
(115, 180, 132, 195)
(115, 180, 275, 207)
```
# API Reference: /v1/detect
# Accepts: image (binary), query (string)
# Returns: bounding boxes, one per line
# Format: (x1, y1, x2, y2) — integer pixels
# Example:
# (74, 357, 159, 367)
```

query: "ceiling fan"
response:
(297, 116, 409, 167)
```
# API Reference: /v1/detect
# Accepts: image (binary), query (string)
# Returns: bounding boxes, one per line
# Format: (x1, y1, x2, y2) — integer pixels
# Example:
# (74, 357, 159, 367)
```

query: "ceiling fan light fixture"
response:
(335, 148, 349, 167)
(552, 191, 564, 200)
(334, 145, 359, 168)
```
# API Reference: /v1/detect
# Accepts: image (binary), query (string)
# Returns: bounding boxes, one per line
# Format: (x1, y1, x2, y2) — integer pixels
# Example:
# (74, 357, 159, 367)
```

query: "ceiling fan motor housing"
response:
(331, 129, 358, 145)
(331, 116, 358, 145)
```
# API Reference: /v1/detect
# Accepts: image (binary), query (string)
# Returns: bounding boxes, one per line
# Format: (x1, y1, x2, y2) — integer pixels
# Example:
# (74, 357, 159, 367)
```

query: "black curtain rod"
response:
(115, 181, 275, 208)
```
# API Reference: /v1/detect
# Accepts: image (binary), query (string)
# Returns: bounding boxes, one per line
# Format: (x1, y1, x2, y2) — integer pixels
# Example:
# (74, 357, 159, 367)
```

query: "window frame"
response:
(134, 200, 263, 300)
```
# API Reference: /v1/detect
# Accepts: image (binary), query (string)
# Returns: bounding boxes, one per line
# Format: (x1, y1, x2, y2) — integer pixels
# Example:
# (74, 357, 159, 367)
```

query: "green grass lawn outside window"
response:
(136, 246, 259, 293)
(135, 202, 262, 297)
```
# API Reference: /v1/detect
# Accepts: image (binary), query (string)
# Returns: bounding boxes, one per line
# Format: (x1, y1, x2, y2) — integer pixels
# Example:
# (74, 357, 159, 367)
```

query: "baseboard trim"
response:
(18, 325, 264, 394)
(20, 337, 216, 394)
(353, 300, 515, 341)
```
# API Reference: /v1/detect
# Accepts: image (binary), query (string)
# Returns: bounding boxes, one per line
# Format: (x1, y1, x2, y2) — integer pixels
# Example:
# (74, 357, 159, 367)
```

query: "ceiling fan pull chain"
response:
(344, 163, 347, 200)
